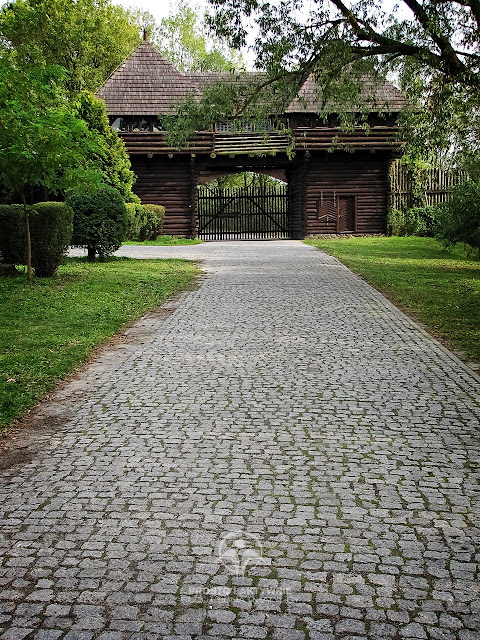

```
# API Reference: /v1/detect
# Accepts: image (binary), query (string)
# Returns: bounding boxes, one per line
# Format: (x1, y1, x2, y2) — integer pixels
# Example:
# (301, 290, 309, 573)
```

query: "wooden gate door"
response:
(197, 184, 290, 240)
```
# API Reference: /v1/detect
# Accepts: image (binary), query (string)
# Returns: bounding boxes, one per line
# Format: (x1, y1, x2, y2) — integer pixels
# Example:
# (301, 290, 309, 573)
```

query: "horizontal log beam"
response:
(120, 127, 401, 155)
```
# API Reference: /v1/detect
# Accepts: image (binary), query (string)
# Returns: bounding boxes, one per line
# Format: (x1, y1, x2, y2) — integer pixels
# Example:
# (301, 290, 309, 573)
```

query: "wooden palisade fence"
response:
(389, 160, 468, 212)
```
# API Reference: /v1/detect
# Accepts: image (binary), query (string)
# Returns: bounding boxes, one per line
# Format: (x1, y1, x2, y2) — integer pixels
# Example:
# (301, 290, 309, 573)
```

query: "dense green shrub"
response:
(125, 202, 141, 240)
(0, 204, 25, 264)
(68, 186, 128, 260)
(0, 203, 73, 276)
(29, 203, 74, 276)
(139, 204, 164, 241)
(124, 203, 165, 241)
(387, 205, 440, 237)
(436, 180, 480, 254)
(72, 92, 137, 202)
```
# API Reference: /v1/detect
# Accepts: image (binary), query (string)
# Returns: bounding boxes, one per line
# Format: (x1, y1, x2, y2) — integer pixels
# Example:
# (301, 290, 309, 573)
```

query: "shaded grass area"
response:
(123, 235, 202, 246)
(0, 257, 199, 431)
(305, 236, 480, 365)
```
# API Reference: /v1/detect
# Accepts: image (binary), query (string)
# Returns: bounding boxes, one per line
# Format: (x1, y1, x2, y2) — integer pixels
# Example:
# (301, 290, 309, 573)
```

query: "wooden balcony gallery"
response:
(97, 41, 406, 239)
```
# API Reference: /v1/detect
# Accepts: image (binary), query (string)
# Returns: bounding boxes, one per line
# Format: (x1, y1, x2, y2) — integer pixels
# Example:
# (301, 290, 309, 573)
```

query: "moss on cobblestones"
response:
(0, 257, 198, 430)
(305, 236, 480, 365)
(0, 242, 478, 638)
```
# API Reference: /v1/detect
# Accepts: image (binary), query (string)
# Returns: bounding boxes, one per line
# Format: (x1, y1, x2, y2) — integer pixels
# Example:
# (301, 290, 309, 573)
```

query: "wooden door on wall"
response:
(316, 194, 357, 233)
(338, 196, 357, 233)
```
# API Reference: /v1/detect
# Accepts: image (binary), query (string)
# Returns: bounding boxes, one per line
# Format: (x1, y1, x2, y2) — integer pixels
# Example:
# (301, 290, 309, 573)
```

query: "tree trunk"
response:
(87, 246, 96, 262)
(20, 193, 32, 281)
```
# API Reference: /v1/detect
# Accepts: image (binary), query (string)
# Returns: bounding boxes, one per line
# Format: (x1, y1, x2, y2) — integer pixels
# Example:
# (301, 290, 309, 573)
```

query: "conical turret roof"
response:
(96, 41, 199, 116)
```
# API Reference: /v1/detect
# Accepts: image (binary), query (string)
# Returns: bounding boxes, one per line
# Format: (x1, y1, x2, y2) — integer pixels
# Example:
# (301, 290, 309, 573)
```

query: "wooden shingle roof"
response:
(97, 43, 405, 116)
(286, 74, 406, 113)
(96, 41, 200, 116)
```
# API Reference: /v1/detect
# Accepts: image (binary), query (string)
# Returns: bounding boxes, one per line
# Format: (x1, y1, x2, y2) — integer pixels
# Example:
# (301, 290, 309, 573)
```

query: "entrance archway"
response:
(196, 172, 290, 240)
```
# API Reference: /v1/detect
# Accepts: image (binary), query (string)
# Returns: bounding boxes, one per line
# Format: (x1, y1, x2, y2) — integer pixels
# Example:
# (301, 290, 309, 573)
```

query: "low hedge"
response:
(126, 203, 142, 240)
(68, 186, 128, 261)
(125, 203, 165, 241)
(30, 202, 74, 277)
(0, 202, 73, 277)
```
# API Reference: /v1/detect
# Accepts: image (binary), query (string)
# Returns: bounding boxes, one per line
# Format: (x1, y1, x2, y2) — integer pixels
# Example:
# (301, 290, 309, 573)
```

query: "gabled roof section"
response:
(97, 46, 405, 117)
(287, 74, 406, 113)
(185, 71, 266, 89)
(96, 41, 200, 116)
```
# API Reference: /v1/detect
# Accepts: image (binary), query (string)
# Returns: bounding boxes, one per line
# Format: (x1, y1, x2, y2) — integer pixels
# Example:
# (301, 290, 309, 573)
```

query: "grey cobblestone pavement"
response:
(1, 240, 479, 640)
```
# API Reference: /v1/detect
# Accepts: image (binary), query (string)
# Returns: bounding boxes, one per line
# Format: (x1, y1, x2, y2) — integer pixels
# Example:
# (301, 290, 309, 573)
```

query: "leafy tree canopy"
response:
(0, 59, 102, 202)
(0, 58, 103, 276)
(155, 0, 242, 72)
(203, 0, 479, 165)
(72, 92, 138, 202)
(0, 0, 141, 93)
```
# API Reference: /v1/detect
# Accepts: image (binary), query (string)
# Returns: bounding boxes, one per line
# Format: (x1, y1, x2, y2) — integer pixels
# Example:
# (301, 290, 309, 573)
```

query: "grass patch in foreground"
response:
(124, 235, 202, 246)
(305, 236, 480, 364)
(0, 257, 198, 431)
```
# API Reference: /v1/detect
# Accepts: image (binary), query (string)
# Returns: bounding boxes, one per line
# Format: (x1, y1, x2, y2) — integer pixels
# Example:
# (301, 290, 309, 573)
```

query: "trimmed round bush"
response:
(139, 204, 164, 241)
(30, 202, 74, 277)
(68, 186, 128, 260)
(0, 202, 73, 276)
(124, 203, 165, 241)
(125, 202, 141, 240)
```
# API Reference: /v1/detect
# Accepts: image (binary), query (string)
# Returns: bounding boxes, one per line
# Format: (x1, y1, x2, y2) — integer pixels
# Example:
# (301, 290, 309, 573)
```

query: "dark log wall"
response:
(287, 160, 307, 239)
(128, 151, 391, 237)
(305, 153, 389, 234)
(130, 156, 193, 236)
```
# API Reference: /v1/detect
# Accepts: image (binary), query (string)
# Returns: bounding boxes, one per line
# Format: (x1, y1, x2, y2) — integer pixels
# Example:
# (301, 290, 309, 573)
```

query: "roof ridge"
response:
(96, 40, 200, 116)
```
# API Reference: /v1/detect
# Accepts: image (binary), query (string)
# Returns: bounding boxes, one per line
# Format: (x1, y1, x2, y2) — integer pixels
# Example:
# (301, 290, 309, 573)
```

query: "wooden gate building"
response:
(97, 41, 405, 238)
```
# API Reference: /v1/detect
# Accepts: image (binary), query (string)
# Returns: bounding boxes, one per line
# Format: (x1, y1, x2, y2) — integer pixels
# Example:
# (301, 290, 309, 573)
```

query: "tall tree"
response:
(206, 0, 480, 163)
(72, 92, 137, 202)
(0, 59, 102, 278)
(0, 0, 141, 93)
(156, 0, 242, 72)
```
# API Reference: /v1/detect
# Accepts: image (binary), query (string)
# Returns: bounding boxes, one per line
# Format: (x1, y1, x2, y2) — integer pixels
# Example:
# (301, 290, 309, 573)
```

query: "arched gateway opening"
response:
(196, 171, 290, 240)
(97, 41, 405, 240)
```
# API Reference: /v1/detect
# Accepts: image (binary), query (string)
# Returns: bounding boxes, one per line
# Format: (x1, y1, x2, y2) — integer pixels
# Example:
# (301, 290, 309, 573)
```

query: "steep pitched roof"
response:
(97, 44, 405, 116)
(96, 41, 200, 116)
(185, 71, 265, 89)
(287, 74, 406, 113)
(187, 71, 405, 113)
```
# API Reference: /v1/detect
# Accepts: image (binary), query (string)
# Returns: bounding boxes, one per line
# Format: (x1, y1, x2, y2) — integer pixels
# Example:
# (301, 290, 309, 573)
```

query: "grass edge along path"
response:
(123, 235, 203, 246)
(305, 236, 480, 367)
(0, 257, 199, 432)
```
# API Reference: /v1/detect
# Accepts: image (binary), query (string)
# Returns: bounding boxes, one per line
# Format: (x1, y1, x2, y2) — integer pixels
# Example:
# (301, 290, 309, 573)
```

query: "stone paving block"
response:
(0, 241, 479, 639)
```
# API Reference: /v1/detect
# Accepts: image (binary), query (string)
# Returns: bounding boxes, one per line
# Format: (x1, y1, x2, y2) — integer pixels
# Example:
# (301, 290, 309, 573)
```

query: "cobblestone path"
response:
(1, 241, 479, 640)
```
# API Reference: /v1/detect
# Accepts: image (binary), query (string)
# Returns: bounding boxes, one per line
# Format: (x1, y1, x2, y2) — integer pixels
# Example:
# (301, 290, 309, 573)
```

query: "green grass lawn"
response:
(123, 235, 203, 246)
(0, 257, 198, 431)
(305, 236, 480, 365)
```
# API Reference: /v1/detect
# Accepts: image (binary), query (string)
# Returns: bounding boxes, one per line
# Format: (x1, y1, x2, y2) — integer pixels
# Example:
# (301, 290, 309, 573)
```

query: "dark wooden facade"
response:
(97, 42, 405, 238)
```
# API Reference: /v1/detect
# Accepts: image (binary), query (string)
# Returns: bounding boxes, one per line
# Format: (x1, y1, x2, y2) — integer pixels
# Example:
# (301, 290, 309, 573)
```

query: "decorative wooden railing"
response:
(213, 132, 291, 155)
(119, 126, 401, 156)
(120, 132, 214, 154)
(294, 126, 400, 150)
